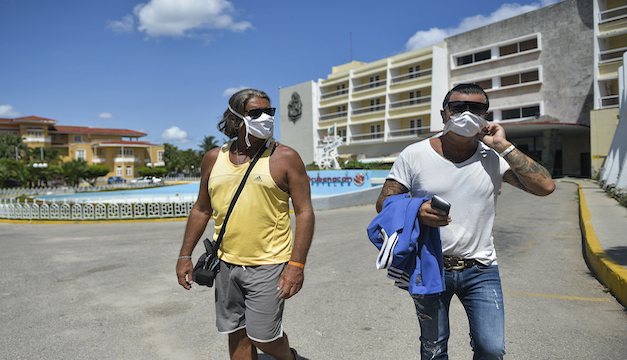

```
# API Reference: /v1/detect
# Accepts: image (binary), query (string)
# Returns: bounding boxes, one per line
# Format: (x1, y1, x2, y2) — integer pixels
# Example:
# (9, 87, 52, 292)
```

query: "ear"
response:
(440, 109, 447, 123)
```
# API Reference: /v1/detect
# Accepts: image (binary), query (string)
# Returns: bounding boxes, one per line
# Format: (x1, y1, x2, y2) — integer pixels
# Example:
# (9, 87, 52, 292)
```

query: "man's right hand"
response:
(176, 259, 194, 290)
(419, 200, 452, 227)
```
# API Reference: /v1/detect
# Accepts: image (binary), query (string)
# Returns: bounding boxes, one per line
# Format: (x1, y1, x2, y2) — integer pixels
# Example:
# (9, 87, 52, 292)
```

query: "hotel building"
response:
(0, 115, 164, 180)
(280, 0, 624, 178)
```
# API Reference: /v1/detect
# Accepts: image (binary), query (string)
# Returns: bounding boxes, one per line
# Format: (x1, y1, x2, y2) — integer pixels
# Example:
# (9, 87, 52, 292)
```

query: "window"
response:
(75, 149, 86, 160)
(502, 105, 540, 120)
(116, 166, 122, 176)
(73, 135, 83, 143)
(336, 105, 347, 117)
(521, 105, 540, 118)
(501, 74, 520, 87)
(157, 150, 164, 163)
(408, 65, 421, 79)
(370, 98, 382, 111)
(498, 37, 538, 57)
(338, 129, 347, 141)
(336, 84, 347, 95)
(51, 134, 56, 140)
(118, 149, 134, 156)
(369, 75, 380, 88)
(475, 79, 493, 90)
(370, 124, 382, 139)
(60, 134, 66, 140)
(409, 90, 421, 105)
(456, 50, 491, 66)
(474, 50, 491, 62)
(500, 69, 539, 87)
(499, 43, 518, 57)
(126, 166, 132, 176)
(26, 130, 44, 138)
(520, 70, 539, 83)
(409, 119, 423, 135)
(457, 35, 539, 68)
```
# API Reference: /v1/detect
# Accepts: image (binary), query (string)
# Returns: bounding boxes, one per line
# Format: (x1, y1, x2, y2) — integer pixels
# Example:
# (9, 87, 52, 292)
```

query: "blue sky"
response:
(0, 0, 560, 150)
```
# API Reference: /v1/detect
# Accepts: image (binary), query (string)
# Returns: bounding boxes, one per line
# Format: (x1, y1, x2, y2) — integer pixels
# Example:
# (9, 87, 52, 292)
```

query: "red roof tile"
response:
(52, 125, 146, 137)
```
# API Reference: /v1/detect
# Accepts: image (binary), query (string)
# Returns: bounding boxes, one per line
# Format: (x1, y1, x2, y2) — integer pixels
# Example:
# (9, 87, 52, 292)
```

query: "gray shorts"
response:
(214, 261, 287, 343)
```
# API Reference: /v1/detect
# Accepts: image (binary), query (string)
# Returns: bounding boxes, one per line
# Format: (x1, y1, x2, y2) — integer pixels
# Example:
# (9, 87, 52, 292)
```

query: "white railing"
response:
(319, 111, 348, 121)
(320, 88, 348, 100)
(350, 131, 384, 142)
(353, 80, 385, 93)
(388, 126, 430, 138)
(389, 95, 431, 109)
(352, 104, 385, 115)
(391, 68, 432, 84)
(599, 4, 627, 23)
(601, 95, 620, 108)
(599, 46, 627, 63)
(0, 183, 164, 197)
(0, 198, 195, 221)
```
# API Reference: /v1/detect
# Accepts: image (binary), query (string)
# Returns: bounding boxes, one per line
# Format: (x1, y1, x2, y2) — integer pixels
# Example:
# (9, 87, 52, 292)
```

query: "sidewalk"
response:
(569, 178, 627, 307)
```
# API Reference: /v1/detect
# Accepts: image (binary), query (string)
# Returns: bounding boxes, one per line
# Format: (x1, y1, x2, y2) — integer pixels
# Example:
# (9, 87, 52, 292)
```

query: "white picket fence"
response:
(0, 198, 196, 221)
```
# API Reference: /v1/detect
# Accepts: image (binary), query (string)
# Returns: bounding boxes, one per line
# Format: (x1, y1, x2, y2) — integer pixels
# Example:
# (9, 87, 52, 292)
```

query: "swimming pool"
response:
(36, 170, 390, 203)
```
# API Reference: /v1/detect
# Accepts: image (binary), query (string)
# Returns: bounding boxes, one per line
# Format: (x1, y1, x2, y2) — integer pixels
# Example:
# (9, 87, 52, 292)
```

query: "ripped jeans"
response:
(411, 264, 505, 360)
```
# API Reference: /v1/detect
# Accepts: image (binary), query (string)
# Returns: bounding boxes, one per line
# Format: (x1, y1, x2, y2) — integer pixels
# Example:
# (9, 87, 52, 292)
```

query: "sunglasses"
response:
(245, 108, 276, 119)
(446, 101, 489, 115)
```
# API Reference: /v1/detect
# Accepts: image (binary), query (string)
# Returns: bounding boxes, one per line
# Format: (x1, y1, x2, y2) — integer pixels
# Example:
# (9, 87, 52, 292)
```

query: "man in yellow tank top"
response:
(176, 89, 314, 360)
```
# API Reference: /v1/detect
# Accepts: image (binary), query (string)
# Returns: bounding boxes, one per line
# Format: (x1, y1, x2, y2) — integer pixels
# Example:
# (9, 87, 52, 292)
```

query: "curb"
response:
(577, 183, 627, 307)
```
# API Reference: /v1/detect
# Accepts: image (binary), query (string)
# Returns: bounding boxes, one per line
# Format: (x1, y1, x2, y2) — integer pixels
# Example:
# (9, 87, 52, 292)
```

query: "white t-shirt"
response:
(387, 137, 510, 265)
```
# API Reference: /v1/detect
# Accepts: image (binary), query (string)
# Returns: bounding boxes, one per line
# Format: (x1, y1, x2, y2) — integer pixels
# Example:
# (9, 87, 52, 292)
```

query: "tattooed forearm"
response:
(376, 179, 409, 212)
(503, 149, 555, 196)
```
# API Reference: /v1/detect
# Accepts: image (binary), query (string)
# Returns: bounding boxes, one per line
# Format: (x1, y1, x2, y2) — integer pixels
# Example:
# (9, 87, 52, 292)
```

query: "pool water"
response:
(37, 170, 390, 203)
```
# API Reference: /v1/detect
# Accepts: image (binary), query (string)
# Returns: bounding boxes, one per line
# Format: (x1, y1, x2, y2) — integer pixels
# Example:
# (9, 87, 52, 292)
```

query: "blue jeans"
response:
(411, 264, 505, 360)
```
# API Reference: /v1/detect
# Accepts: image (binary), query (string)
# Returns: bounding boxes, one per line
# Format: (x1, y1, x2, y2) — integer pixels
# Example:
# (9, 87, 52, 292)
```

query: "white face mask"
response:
(443, 111, 489, 137)
(228, 105, 274, 147)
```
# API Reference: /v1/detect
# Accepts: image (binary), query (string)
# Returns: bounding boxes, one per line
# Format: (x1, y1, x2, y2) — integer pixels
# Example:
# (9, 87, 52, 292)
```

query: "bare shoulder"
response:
(271, 142, 306, 168)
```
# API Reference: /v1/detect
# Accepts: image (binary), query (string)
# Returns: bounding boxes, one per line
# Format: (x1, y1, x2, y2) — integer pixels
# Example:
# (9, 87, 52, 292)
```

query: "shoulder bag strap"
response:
(213, 139, 269, 252)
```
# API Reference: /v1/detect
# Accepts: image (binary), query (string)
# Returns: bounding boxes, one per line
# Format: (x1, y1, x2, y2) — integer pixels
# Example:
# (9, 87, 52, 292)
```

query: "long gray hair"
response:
(218, 88, 271, 139)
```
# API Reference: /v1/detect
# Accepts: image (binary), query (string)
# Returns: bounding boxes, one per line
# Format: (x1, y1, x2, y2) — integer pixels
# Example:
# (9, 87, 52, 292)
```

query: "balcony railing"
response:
(320, 88, 348, 100)
(391, 68, 432, 84)
(350, 131, 384, 142)
(599, 4, 627, 23)
(599, 46, 627, 63)
(352, 104, 385, 116)
(114, 156, 138, 163)
(353, 80, 385, 93)
(319, 111, 348, 121)
(388, 126, 429, 138)
(389, 95, 431, 109)
(600, 95, 619, 108)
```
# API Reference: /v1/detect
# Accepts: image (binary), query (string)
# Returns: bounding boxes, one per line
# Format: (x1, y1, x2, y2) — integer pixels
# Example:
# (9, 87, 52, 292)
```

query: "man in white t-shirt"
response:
(376, 84, 555, 359)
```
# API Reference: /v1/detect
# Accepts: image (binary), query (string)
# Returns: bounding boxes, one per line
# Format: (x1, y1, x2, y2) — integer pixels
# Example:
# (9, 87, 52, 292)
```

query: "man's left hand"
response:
(277, 264, 304, 299)
(478, 123, 509, 153)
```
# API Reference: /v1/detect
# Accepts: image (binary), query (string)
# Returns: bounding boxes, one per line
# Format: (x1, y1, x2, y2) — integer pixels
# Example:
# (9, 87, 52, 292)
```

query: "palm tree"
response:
(0, 133, 28, 160)
(199, 135, 220, 154)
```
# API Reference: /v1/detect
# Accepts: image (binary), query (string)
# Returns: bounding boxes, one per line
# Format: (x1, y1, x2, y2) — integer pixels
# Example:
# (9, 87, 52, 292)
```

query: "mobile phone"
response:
(431, 194, 451, 215)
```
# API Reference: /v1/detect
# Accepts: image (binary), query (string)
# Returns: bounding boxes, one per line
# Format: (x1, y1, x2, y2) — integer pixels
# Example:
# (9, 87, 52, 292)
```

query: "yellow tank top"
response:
(208, 140, 292, 265)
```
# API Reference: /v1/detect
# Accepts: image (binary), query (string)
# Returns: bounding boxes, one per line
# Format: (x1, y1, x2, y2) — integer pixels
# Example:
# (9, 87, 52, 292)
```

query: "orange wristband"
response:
(288, 261, 305, 268)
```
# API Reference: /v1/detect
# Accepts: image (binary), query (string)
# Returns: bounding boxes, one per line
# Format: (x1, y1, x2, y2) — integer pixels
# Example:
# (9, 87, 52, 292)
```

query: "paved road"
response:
(0, 181, 626, 359)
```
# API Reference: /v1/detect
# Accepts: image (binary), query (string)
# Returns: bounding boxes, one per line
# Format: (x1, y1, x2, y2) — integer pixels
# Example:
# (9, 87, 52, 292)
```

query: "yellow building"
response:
(0, 116, 164, 179)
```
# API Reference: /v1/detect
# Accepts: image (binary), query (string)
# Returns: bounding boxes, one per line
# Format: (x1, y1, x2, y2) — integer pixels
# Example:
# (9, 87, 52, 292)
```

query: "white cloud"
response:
(0, 105, 22, 117)
(160, 126, 192, 144)
(107, 14, 135, 34)
(98, 112, 116, 119)
(405, 1, 562, 51)
(108, 0, 252, 39)
(222, 86, 249, 97)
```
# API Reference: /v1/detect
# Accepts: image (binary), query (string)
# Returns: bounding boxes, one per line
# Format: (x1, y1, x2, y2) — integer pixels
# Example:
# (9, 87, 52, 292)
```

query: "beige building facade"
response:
(280, 0, 625, 178)
(1, 116, 164, 180)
